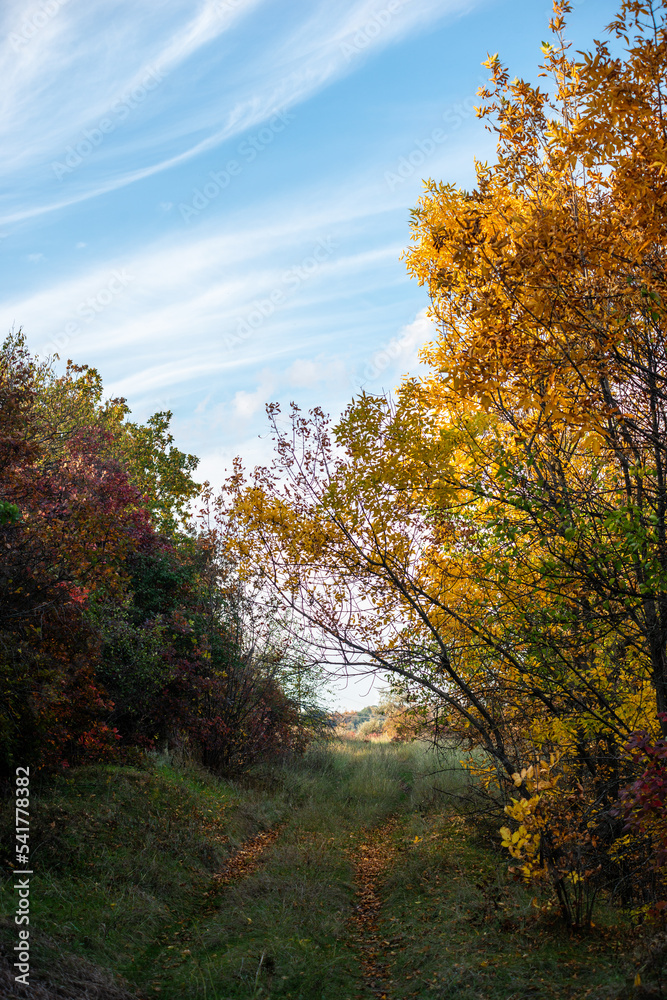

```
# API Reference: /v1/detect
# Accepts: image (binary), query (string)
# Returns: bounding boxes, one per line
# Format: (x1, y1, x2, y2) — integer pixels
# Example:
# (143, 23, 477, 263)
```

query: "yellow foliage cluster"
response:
(218, 0, 667, 926)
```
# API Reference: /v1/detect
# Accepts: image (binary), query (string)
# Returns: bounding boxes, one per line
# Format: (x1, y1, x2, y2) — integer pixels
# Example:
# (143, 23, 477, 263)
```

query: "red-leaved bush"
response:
(615, 714, 667, 867)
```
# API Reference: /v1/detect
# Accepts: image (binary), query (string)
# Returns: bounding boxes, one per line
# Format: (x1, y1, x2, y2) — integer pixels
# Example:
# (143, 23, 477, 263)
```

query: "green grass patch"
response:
(0, 741, 645, 999)
(376, 810, 633, 999)
(0, 756, 285, 996)
(154, 741, 453, 999)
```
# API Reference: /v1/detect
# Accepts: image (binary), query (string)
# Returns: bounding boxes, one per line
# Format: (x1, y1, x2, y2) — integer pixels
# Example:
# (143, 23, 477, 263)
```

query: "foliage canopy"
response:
(221, 0, 667, 924)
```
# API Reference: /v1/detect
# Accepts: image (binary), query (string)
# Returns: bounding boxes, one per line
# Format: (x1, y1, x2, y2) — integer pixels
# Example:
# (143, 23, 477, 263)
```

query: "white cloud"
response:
(0, 0, 475, 224)
(287, 356, 348, 388)
(357, 306, 435, 387)
(395, 307, 436, 370)
(232, 370, 275, 419)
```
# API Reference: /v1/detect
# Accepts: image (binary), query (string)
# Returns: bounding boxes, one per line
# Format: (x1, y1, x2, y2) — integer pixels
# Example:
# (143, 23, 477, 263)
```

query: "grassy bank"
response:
(0, 741, 639, 999)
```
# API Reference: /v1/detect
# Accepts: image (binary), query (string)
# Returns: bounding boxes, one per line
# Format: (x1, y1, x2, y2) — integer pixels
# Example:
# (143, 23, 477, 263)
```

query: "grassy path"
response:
(346, 818, 399, 1000)
(208, 824, 286, 895)
(0, 741, 638, 999)
(148, 743, 421, 999)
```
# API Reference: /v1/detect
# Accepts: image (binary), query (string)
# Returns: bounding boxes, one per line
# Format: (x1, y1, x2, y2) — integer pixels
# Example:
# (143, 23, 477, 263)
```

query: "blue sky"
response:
(2, 0, 612, 706)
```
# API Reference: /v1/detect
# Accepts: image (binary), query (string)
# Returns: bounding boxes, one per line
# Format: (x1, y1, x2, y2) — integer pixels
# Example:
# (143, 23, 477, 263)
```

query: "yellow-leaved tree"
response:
(221, 0, 667, 925)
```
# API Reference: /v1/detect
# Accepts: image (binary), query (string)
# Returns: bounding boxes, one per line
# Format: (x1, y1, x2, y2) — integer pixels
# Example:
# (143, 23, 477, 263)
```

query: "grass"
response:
(0, 740, 644, 999)
(374, 810, 632, 999)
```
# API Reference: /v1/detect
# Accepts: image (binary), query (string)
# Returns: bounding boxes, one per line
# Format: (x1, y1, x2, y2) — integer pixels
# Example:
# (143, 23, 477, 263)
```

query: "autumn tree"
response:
(221, 1, 667, 922)
(406, 0, 667, 731)
(0, 334, 318, 778)
(32, 351, 200, 534)
(0, 336, 152, 774)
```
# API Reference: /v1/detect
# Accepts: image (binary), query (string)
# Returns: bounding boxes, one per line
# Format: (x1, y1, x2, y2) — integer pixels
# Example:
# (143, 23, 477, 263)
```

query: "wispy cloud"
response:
(6, 120, 485, 421)
(1, 0, 504, 507)
(0, 0, 473, 224)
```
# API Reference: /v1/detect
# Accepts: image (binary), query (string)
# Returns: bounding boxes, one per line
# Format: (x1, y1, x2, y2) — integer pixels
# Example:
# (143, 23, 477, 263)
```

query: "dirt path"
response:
(203, 822, 286, 911)
(156, 823, 287, 986)
(347, 817, 400, 1000)
(211, 824, 285, 888)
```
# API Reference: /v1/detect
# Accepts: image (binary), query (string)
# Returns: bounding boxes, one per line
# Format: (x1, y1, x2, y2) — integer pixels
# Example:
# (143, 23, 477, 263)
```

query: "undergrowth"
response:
(0, 741, 644, 999)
